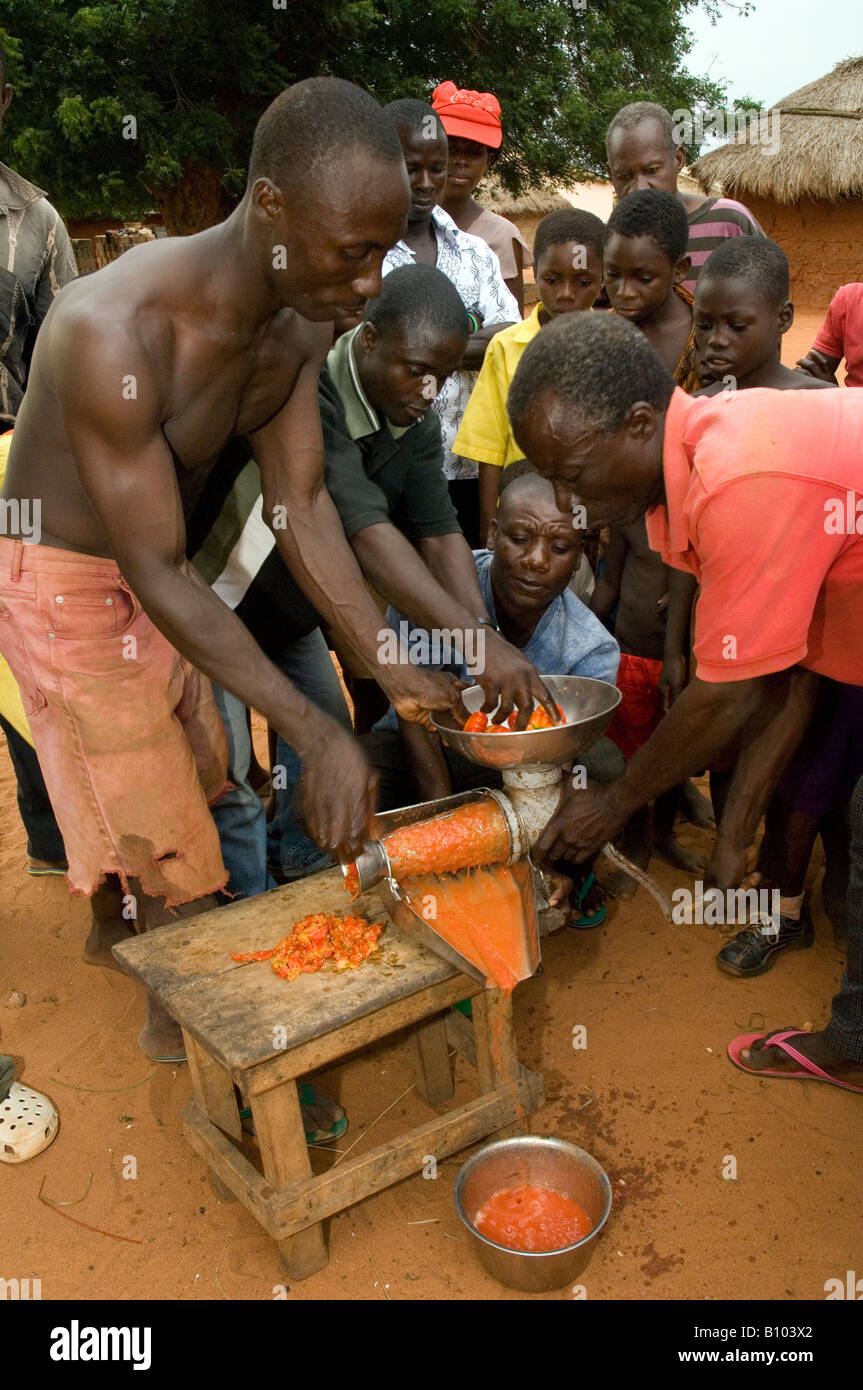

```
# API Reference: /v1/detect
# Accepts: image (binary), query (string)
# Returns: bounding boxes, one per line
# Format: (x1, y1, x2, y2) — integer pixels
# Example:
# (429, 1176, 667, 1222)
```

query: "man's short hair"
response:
(365, 264, 470, 341)
(534, 209, 605, 267)
(498, 463, 558, 508)
(605, 188, 688, 265)
(606, 101, 677, 156)
(248, 78, 403, 191)
(508, 311, 675, 436)
(383, 98, 446, 143)
(700, 235, 790, 309)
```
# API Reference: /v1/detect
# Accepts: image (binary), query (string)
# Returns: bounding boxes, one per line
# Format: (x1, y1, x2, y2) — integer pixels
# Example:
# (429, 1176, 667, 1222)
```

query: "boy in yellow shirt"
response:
(454, 208, 605, 540)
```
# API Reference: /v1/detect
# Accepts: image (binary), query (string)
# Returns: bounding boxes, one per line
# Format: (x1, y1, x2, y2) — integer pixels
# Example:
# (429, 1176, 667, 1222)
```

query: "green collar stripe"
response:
(326, 325, 413, 441)
(327, 327, 379, 440)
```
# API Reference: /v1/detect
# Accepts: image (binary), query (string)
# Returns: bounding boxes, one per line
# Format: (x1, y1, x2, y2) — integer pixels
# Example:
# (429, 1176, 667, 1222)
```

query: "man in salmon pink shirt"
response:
(508, 310, 863, 1096)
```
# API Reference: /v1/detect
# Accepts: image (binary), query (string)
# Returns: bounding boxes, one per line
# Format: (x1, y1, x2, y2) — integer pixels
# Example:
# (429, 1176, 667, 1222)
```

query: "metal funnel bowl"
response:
(432, 675, 621, 771)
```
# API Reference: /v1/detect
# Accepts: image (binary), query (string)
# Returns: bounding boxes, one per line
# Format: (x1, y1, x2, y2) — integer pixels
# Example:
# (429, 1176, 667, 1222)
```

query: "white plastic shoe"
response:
(0, 1082, 59, 1162)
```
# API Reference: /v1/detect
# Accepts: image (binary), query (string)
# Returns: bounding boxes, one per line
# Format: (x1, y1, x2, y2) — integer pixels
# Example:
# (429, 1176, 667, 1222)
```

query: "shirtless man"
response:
(0, 79, 468, 1061)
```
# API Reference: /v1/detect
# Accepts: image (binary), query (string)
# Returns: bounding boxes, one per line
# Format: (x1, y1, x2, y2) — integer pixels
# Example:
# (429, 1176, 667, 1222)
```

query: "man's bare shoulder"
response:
(44, 239, 182, 357)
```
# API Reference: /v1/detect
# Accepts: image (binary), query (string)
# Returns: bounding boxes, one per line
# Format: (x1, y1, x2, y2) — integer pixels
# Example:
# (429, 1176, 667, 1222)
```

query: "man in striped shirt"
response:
(605, 101, 762, 295)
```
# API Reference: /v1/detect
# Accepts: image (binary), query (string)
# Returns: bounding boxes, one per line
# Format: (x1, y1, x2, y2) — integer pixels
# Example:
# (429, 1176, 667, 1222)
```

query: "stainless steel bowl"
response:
(432, 675, 621, 771)
(454, 1135, 612, 1292)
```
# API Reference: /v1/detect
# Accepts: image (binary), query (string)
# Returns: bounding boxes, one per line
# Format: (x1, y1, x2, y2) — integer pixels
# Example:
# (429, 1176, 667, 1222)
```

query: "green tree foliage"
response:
(2, 0, 743, 232)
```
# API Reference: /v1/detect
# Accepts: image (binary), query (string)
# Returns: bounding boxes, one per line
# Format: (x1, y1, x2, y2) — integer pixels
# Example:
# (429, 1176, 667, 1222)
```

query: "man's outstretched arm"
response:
(535, 674, 763, 864)
(536, 669, 815, 884)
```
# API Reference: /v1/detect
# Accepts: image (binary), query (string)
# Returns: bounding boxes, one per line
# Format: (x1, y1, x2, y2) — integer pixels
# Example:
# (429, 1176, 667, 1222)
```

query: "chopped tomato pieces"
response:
(464, 701, 568, 732)
(230, 912, 384, 982)
(526, 706, 554, 730)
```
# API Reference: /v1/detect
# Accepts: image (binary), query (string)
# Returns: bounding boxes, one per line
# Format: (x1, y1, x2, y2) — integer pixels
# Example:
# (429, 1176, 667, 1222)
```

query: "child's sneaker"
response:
(716, 904, 814, 978)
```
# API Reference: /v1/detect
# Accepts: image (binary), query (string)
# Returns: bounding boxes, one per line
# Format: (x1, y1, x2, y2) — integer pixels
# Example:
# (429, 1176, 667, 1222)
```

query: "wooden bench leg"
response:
(472, 988, 526, 1138)
(411, 1015, 454, 1107)
(251, 1083, 329, 1279)
(183, 1030, 242, 1140)
(183, 1031, 243, 1203)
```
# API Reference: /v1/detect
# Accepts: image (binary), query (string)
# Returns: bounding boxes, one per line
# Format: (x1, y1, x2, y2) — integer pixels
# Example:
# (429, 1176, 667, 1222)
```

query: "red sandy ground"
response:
(2, 313, 858, 1303)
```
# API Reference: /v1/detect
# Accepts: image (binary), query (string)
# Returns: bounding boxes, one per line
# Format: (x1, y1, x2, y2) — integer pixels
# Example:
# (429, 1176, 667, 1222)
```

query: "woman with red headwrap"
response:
(432, 81, 532, 315)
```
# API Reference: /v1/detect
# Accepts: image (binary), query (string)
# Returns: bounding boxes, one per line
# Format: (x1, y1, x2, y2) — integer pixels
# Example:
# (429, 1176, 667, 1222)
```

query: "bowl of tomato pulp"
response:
(454, 1135, 612, 1292)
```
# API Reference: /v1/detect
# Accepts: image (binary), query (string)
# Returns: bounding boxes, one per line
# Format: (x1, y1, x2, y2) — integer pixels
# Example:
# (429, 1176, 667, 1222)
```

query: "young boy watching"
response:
(695, 236, 859, 977)
(603, 188, 699, 389)
(592, 189, 705, 891)
(454, 208, 605, 541)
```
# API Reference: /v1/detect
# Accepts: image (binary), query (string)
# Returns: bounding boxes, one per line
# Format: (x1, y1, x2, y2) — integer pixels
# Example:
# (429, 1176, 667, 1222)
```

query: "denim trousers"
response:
(211, 628, 351, 899)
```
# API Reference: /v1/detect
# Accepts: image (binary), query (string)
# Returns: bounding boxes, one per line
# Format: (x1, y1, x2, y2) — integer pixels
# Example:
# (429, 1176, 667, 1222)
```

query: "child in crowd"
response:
(454, 208, 605, 541)
(695, 236, 859, 976)
(432, 81, 532, 314)
(591, 189, 707, 892)
(796, 281, 863, 388)
(603, 188, 699, 388)
(381, 99, 519, 545)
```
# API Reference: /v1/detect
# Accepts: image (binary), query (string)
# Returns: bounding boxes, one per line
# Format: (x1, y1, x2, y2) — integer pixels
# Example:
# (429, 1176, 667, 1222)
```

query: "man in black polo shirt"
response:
(189, 264, 554, 893)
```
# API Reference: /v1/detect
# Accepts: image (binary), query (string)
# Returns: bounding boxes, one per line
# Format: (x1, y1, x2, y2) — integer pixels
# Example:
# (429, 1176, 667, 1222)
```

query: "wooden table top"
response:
(113, 867, 468, 1072)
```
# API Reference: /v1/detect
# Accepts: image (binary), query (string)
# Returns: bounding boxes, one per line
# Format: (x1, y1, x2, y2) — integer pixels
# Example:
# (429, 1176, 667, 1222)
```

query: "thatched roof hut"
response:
(692, 57, 863, 306)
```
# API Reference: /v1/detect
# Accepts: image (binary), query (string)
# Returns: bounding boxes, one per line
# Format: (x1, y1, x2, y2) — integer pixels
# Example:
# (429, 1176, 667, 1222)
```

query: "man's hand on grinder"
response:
(381, 664, 467, 732)
(476, 631, 561, 729)
(534, 779, 631, 864)
(298, 719, 378, 862)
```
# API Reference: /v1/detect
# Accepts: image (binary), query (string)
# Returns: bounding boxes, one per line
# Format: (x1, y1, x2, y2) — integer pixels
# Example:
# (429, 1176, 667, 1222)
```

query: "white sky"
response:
(683, 0, 862, 106)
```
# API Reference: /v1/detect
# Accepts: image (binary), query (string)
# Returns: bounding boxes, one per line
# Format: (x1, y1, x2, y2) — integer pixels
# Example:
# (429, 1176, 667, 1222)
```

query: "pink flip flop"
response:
(728, 1030, 863, 1094)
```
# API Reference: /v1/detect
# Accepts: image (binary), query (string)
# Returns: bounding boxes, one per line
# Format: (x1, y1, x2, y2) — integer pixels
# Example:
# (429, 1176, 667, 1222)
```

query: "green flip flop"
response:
(240, 1083, 348, 1147)
(569, 872, 607, 930)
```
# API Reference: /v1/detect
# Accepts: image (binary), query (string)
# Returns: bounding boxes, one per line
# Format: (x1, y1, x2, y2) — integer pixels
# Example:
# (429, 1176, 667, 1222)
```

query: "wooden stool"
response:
(114, 867, 543, 1279)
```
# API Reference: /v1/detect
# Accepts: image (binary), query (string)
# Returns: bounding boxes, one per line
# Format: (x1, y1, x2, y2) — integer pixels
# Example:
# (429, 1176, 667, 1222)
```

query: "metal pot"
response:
(454, 1135, 612, 1293)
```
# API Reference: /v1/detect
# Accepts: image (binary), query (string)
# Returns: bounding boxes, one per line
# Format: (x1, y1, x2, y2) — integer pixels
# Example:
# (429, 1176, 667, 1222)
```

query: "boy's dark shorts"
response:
(777, 678, 863, 820)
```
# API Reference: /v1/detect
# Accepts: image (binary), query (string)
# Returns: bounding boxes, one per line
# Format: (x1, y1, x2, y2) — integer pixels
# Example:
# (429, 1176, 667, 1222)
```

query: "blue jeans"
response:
(211, 629, 353, 898)
(211, 683, 275, 900)
(267, 628, 353, 880)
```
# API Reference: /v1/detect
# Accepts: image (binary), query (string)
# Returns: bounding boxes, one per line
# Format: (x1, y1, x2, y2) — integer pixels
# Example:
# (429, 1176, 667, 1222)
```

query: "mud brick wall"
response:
(746, 195, 863, 308)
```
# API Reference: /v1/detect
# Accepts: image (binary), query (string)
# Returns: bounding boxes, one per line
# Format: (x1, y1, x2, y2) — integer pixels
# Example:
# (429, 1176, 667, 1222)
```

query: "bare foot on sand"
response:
(740, 1028, 863, 1089)
(653, 835, 708, 874)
